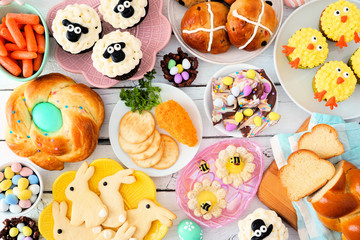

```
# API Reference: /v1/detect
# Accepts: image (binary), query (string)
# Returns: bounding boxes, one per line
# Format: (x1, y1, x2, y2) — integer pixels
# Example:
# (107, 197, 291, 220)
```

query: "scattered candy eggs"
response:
(0, 179, 12, 191)
(19, 199, 31, 209)
(17, 233, 25, 240)
(0, 199, 9, 211)
(170, 66, 179, 75)
(264, 82, 271, 93)
(225, 123, 237, 131)
(214, 98, 223, 108)
(254, 116, 262, 127)
(5, 194, 18, 205)
(5, 167, 15, 179)
(18, 178, 29, 191)
(269, 112, 281, 121)
(32, 102, 63, 132)
(174, 73, 182, 84)
(261, 92, 267, 100)
(177, 64, 184, 73)
(0, 193, 4, 199)
(5, 189, 13, 196)
(227, 95, 235, 106)
(28, 175, 39, 185)
(182, 59, 191, 69)
(20, 167, 33, 177)
(29, 195, 37, 203)
(181, 71, 189, 81)
(231, 86, 240, 97)
(11, 162, 22, 173)
(222, 76, 234, 86)
(178, 219, 203, 240)
(18, 190, 32, 200)
(9, 227, 19, 237)
(242, 85, 252, 97)
(12, 175, 22, 185)
(13, 187, 20, 196)
(246, 69, 256, 79)
(9, 204, 22, 214)
(235, 112, 244, 123)
(22, 226, 32, 237)
(168, 59, 176, 69)
(17, 223, 25, 231)
(23, 237, 32, 240)
(28, 185, 40, 195)
(243, 109, 254, 117)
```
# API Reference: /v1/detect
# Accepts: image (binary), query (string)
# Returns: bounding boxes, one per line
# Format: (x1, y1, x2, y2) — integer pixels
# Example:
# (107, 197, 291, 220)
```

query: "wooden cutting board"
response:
(257, 117, 311, 230)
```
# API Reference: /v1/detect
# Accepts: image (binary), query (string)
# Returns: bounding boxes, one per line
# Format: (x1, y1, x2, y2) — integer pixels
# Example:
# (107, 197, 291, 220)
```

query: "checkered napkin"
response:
(270, 113, 360, 240)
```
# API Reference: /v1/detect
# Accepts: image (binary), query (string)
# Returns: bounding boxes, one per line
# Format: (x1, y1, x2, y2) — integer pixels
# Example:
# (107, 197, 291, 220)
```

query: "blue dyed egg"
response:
(32, 102, 62, 132)
(178, 219, 203, 240)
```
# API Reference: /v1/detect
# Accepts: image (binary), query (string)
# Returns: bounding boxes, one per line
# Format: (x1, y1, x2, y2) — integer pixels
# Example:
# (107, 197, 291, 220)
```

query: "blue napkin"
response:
(270, 113, 360, 240)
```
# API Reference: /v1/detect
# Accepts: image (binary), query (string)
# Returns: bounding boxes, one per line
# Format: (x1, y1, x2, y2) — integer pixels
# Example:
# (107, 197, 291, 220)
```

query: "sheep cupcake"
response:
(99, 0, 149, 29)
(91, 30, 142, 80)
(52, 4, 102, 54)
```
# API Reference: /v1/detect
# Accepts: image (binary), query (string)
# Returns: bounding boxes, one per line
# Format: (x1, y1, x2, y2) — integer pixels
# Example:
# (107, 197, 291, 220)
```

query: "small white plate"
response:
(204, 64, 278, 137)
(167, 0, 283, 65)
(274, 0, 360, 119)
(109, 83, 203, 177)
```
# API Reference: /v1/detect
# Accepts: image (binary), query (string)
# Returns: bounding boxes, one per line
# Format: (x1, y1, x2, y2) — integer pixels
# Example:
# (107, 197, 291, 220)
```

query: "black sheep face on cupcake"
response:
(103, 42, 126, 63)
(113, 0, 134, 18)
(62, 19, 89, 43)
(250, 219, 273, 240)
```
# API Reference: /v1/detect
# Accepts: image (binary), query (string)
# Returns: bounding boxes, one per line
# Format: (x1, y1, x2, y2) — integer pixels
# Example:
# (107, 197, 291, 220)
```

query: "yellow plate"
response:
(38, 158, 168, 240)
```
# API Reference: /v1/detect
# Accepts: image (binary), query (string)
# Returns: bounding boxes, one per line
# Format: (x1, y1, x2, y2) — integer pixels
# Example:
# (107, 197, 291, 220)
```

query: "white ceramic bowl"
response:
(0, 161, 43, 217)
(168, 0, 283, 64)
(204, 64, 279, 137)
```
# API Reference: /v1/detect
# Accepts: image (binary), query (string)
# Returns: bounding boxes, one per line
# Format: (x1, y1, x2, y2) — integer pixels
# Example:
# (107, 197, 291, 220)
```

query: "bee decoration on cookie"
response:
(250, 219, 273, 240)
(200, 201, 211, 212)
(230, 153, 241, 165)
(114, 0, 135, 18)
(103, 42, 126, 63)
(62, 19, 89, 43)
(199, 160, 210, 173)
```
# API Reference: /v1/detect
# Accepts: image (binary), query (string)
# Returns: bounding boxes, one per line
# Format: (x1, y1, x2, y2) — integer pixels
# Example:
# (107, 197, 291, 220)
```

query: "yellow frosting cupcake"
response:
(282, 28, 328, 69)
(349, 47, 360, 83)
(313, 61, 357, 110)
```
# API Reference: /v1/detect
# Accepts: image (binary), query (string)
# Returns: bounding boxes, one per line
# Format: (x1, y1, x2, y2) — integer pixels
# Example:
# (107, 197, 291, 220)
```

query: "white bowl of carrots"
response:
(0, 1, 49, 81)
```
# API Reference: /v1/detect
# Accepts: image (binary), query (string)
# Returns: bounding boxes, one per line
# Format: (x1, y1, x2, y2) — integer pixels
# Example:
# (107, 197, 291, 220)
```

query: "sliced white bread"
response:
(279, 149, 335, 201)
(298, 124, 344, 159)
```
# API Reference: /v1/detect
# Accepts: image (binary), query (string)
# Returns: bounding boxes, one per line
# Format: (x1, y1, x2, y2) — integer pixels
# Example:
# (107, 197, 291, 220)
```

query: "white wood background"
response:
(1, 1, 350, 239)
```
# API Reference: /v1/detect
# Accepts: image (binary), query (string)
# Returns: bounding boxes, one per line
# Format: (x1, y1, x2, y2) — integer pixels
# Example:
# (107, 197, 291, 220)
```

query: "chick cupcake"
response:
(320, 0, 360, 48)
(349, 47, 360, 83)
(314, 61, 357, 110)
(282, 28, 329, 69)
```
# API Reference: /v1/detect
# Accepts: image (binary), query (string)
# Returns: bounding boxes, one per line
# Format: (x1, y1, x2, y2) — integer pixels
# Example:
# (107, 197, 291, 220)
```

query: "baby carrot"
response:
(35, 33, 45, 53)
(6, 17, 26, 48)
(0, 40, 7, 57)
(32, 24, 44, 35)
(10, 51, 37, 59)
(0, 28, 15, 43)
(0, 55, 21, 76)
(6, 13, 39, 25)
(22, 59, 33, 77)
(24, 24, 37, 52)
(5, 43, 25, 51)
(33, 53, 42, 71)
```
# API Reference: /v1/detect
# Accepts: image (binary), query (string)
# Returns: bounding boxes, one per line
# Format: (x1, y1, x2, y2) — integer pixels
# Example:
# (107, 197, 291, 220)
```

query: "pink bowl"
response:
(46, 0, 171, 88)
(176, 139, 264, 228)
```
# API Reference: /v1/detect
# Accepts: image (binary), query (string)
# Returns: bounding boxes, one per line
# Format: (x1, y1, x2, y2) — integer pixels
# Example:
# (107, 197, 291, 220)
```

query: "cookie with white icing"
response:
(238, 208, 289, 240)
(52, 4, 102, 54)
(99, 0, 149, 29)
(91, 30, 142, 80)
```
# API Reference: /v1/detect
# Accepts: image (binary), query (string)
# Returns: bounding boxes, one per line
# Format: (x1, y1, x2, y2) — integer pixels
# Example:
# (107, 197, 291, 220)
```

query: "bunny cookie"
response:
(65, 161, 108, 228)
(127, 199, 177, 240)
(99, 169, 136, 228)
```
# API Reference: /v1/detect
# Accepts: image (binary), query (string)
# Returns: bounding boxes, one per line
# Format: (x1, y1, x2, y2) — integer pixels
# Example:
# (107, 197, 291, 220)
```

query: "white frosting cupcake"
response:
(91, 30, 142, 79)
(99, 0, 148, 29)
(238, 208, 289, 240)
(52, 4, 102, 54)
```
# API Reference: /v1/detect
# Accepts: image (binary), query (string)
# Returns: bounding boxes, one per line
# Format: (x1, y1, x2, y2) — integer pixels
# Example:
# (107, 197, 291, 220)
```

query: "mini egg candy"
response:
(29, 195, 37, 203)
(13, 187, 20, 196)
(28, 184, 40, 195)
(0, 172, 3, 181)
(214, 98, 223, 108)
(178, 219, 203, 240)
(18, 190, 32, 200)
(269, 112, 281, 121)
(243, 109, 254, 117)
(225, 123, 237, 131)
(0, 199, 9, 212)
(17, 233, 25, 240)
(22, 226, 32, 237)
(17, 223, 25, 231)
(11, 162, 22, 173)
(227, 95, 235, 106)
(20, 167, 33, 177)
(264, 82, 271, 93)
(174, 73, 183, 84)
(182, 59, 191, 70)
(181, 71, 189, 81)
(177, 64, 184, 73)
(222, 76, 233, 86)
(28, 175, 39, 185)
(9, 204, 22, 214)
(5, 189, 14, 196)
(246, 69, 256, 79)
(235, 112, 244, 123)
(231, 86, 240, 97)
(23, 237, 32, 240)
(5, 194, 18, 205)
(12, 175, 22, 185)
(18, 178, 29, 191)
(0, 179, 12, 191)
(19, 199, 31, 209)
(0, 193, 4, 200)
(242, 85, 252, 97)
(254, 116, 262, 127)
(4, 166, 15, 179)
(168, 59, 176, 69)
(9, 227, 19, 237)
(170, 66, 179, 75)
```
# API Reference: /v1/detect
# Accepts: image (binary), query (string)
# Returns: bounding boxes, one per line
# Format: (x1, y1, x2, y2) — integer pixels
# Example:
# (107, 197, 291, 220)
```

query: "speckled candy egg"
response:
(178, 219, 203, 240)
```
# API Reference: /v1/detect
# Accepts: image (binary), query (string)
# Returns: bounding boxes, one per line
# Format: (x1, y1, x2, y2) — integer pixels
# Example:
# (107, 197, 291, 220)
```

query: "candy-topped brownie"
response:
(0, 216, 40, 240)
(211, 69, 280, 137)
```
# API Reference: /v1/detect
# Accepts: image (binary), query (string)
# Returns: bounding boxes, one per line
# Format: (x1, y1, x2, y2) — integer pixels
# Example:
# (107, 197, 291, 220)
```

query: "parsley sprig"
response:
(120, 70, 161, 113)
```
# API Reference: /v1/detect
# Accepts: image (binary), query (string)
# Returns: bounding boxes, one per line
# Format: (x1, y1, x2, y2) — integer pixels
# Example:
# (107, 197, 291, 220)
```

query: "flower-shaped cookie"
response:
(39, 158, 170, 240)
(215, 145, 255, 187)
(187, 179, 227, 220)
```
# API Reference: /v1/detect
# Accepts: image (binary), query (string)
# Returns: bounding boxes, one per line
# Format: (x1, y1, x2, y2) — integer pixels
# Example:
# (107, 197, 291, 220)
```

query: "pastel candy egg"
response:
(254, 116, 262, 127)
(9, 204, 22, 214)
(261, 92, 267, 100)
(214, 98, 223, 108)
(0, 179, 12, 191)
(10, 227, 19, 237)
(28, 184, 40, 195)
(227, 95, 235, 106)
(28, 175, 39, 185)
(17, 223, 25, 231)
(168, 59, 176, 69)
(17, 233, 25, 240)
(22, 226, 32, 237)
(11, 162, 22, 173)
(242, 85, 252, 97)
(0, 172, 3, 181)
(174, 73, 183, 84)
(18, 178, 29, 191)
(170, 66, 179, 75)
(0, 199, 9, 212)
(177, 64, 184, 73)
(13, 187, 20, 196)
(5, 194, 18, 205)
(23, 237, 32, 240)
(222, 76, 233, 86)
(29, 195, 37, 203)
(18, 190, 32, 200)
(269, 112, 281, 121)
(231, 86, 240, 97)
(4, 167, 14, 179)
(246, 69, 256, 79)
(19, 199, 31, 209)
(243, 109, 254, 117)
(5, 189, 13, 196)
(182, 59, 191, 69)
(235, 112, 244, 123)
(20, 167, 33, 177)
(12, 175, 22, 185)
(178, 219, 203, 240)
(225, 123, 237, 131)
(181, 71, 189, 81)
(264, 82, 271, 93)
(0, 193, 4, 200)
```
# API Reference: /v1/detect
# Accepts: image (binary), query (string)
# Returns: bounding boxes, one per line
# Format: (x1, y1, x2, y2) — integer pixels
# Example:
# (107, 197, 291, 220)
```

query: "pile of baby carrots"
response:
(0, 13, 45, 77)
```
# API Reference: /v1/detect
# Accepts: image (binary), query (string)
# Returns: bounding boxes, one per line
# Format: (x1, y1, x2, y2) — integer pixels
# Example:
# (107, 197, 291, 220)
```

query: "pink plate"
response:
(46, 0, 171, 88)
(176, 139, 264, 228)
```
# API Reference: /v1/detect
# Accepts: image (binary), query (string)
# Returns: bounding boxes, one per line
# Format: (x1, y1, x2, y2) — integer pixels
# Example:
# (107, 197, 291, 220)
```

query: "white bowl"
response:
(0, 161, 43, 217)
(168, 0, 284, 64)
(204, 63, 279, 137)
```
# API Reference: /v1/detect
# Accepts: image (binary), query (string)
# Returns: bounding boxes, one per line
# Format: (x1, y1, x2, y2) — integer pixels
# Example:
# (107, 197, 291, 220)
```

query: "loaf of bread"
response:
(308, 160, 360, 240)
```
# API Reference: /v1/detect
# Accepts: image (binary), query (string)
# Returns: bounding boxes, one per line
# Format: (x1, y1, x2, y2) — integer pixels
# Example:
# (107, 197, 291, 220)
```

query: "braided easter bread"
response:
(5, 73, 104, 170)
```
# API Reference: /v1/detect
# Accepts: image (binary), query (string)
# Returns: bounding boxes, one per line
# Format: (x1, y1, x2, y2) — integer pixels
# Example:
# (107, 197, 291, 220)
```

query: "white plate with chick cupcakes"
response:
(109, 83, 203, 177)
(168, 0, 283, 64)
(274, 0, 360, 119)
